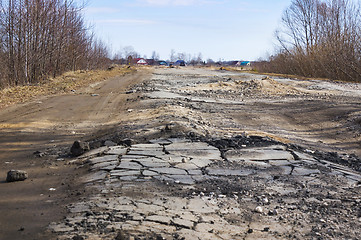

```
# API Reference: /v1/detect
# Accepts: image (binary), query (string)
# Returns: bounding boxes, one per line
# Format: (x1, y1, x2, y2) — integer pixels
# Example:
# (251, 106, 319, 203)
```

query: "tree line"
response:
(259, 0, 361, 82)
(113, 47, 206, 65)
(0, 0, 110, 88)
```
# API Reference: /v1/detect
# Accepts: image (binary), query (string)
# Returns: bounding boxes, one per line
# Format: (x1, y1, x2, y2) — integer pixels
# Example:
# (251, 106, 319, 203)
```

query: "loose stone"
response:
(6, 170, 28, 182)
(255, 206, 264, 213)
(70, 141, 90, 157)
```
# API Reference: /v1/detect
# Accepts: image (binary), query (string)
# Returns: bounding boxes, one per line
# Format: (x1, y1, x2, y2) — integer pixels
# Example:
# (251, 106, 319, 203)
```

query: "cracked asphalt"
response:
(49, 67, 361, 240)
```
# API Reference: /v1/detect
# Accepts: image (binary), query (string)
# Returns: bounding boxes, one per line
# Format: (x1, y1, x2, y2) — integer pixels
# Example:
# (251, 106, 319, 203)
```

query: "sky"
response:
(80, 0, 292, 61)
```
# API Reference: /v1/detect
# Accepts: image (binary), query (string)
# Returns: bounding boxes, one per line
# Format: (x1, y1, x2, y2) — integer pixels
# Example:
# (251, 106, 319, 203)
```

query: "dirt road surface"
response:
(0, 70, 149, 240)
(1, 67, 360, 239)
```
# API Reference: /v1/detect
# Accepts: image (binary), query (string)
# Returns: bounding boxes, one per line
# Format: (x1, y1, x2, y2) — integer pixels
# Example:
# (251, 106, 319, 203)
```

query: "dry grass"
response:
(0, 66, 135, 109)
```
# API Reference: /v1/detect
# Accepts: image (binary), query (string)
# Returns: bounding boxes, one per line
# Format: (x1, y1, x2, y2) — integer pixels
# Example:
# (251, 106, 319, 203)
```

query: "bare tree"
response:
(206, 58, 215, 65)
(265, 0, 361, 82)
(169, 49, 176, 62)
(0, 0, 111, 87)
(151, 50, 159, 61)
(123, 46, 139, 58)
(177, 52, 186, 61)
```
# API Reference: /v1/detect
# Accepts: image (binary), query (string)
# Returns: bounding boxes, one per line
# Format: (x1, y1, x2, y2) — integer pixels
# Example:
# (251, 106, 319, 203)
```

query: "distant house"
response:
(237, 61, 251, 66)
(146, 59, 155, 65)
(174, 60, 186, 66)
(133, 58, 148, 65)
(223, 61, 238, 66)
(157, 61, 168, 66)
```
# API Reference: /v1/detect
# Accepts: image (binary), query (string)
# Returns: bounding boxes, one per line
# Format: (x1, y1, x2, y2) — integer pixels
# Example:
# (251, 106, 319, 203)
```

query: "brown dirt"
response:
(177, 70, 361, 156)
(1, 66, 360, 239)
(0, 66, 134, 110)
(47, 67, 361, 240)
(0, 69, 150, 240)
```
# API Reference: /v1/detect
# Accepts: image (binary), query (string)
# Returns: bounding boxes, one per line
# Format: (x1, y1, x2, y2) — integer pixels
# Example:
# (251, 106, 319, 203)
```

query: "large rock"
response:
(70, 140, 90, 157)
(6, 170, 28, 182)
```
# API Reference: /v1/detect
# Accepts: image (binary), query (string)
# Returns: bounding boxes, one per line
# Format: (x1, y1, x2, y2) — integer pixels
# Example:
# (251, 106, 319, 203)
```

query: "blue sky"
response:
(81, 0, 291, 61)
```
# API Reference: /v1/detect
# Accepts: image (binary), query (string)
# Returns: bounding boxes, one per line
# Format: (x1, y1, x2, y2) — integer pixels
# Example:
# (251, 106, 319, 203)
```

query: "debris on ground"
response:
(6, 170, 28, 182)
(49, 68, 361, 240)
(70, 141, 90, 157)
(49, 136, 361, 240)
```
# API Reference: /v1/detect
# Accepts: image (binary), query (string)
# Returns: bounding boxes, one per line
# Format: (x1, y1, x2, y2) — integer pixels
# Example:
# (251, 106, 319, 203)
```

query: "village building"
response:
(133, 58, 148, 65)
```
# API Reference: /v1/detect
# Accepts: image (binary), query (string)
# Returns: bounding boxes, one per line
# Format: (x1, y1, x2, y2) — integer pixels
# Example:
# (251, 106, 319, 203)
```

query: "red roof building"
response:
(133, 58, 148, 65)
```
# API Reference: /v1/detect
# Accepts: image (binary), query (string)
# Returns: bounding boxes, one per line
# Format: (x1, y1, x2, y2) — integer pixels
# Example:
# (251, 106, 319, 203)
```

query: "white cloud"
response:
(141, 0, 194, 6)
(238, 7, 270, 13)
(84, 7, 120, 14)
(236, 2, 270, 13)
(139, 0, 218, 6)
(96, 19, 157, 25)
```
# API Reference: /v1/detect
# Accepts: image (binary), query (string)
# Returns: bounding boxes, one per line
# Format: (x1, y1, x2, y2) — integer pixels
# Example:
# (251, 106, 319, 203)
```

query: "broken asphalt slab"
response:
(49, 68, 361, 240)
(50, 136, 361, 240)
